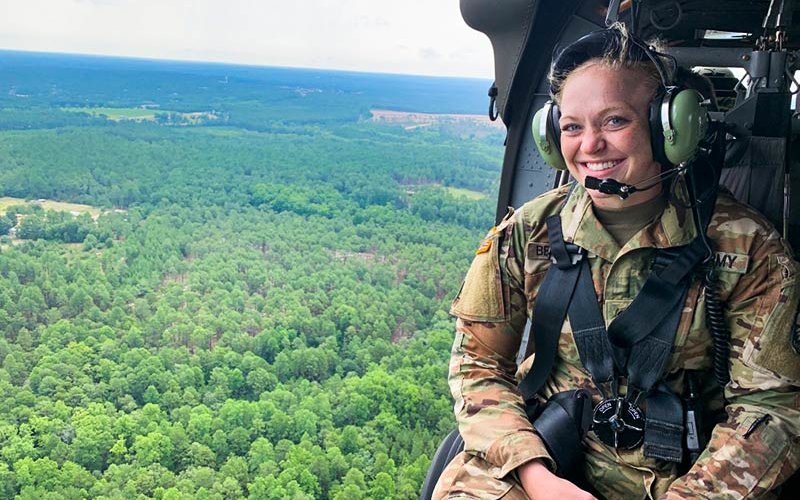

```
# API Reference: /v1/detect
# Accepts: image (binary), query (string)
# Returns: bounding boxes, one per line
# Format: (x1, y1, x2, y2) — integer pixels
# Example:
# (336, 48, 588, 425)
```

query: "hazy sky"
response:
(0, 0, 495, 78)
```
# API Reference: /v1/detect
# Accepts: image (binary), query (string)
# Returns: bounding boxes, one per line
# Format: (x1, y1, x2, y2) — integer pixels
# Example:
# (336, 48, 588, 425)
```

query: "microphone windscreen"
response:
(585, 176, 601, 190)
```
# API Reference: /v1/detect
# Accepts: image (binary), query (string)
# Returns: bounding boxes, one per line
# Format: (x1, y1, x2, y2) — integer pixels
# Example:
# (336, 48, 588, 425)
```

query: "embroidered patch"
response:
(476, 238, 492, 255)
(452, 227, 506, 322)
(475, 226, 497, 255)
(772, 254, 795, 282)
(713, 252, 749, 274)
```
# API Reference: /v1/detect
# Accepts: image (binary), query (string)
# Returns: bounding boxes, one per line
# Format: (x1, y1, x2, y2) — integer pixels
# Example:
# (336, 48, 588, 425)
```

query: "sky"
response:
(0, 0, 495, 79)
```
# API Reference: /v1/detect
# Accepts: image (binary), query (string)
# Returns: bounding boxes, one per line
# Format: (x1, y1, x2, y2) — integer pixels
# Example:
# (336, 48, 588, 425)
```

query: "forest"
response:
(0, 50, 504, 498)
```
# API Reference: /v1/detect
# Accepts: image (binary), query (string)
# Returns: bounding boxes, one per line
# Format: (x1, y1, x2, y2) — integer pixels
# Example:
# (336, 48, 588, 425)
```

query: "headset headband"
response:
(549, 29, 675, 96)
(534, 27, 708, 170)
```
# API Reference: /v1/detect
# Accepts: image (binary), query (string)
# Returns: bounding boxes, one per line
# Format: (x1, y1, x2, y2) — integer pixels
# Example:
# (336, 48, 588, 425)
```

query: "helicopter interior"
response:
(461, 0, 800, 251)
(418, 2, 800, 498)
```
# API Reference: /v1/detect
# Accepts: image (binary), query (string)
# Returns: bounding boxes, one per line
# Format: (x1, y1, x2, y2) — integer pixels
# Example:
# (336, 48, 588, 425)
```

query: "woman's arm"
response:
(663, 230, 800, 498)
(448, 208, 557, 478)
(449, 316, 554, 476)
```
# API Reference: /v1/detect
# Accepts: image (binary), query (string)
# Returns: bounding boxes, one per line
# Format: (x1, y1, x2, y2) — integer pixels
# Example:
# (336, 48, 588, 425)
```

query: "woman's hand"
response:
(518, 460, 597, 500)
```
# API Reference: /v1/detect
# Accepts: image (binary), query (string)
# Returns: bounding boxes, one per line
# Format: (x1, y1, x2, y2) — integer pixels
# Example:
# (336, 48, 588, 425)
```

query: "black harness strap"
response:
(628, 265, 689, 462)
(518, 215, 583, 406)
(607, 238, 707, 349)
(570, 256, 619, 387)
(624, 251, 693, 398)
(644, 382, 685, 463)
(549, 217, 699, 462)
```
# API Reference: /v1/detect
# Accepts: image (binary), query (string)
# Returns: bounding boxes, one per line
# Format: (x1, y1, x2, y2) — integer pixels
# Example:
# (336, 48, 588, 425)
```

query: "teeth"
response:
(585, 161, 619, 171)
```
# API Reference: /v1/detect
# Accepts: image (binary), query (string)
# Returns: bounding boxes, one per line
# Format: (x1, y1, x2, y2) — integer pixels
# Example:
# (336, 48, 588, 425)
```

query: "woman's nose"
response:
(580, 128, 605, 154)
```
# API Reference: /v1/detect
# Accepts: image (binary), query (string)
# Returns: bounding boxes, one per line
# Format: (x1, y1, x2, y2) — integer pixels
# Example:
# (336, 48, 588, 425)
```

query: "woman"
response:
(432, 25, 800, 500)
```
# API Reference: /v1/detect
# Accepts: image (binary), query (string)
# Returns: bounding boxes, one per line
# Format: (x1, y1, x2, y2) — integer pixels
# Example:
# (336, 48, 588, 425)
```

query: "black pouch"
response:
(532, 389, 592, 479)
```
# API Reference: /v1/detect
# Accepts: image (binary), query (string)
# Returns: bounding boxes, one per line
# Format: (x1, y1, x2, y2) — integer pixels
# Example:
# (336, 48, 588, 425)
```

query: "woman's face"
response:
(558, 63, 662, 209)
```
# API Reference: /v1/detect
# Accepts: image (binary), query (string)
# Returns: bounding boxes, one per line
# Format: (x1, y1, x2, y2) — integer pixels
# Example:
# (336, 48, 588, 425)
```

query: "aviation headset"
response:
(532, 28, 709, 172)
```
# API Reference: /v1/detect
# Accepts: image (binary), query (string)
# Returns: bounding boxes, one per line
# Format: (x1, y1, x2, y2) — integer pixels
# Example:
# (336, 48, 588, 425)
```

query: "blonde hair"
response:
(548, 23, 671, 104)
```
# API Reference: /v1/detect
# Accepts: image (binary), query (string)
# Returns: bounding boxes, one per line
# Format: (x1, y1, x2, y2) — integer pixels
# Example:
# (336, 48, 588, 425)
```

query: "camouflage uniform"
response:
(433, 183, 800, 499)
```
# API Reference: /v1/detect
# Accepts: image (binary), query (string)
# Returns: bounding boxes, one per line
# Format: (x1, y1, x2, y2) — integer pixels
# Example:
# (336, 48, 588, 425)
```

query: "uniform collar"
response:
(559, 182, 698, 262)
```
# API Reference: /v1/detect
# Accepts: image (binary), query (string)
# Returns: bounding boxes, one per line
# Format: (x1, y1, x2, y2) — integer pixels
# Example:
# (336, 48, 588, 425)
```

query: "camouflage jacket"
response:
(448, 183, 800, 499)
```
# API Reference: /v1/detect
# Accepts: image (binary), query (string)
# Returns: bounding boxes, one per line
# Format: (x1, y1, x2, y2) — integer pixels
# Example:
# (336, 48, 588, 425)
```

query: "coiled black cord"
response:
(704, 267, 731, 386)
(689, 121, 730, 389)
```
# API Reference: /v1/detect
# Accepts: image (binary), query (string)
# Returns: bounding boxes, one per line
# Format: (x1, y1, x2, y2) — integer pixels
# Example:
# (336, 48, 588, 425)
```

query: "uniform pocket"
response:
(603, 298, 632, 324)
(451, 232, 507, 322)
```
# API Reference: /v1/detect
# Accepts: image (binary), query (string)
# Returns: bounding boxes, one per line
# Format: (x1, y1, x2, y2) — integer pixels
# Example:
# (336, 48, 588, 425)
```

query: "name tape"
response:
(531, 243, 551, 260)
(713, 252, 749, 274)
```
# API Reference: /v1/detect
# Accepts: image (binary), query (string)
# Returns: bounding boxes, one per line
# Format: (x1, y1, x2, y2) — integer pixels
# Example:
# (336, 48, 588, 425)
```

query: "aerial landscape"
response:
(0, 49, 504, 498)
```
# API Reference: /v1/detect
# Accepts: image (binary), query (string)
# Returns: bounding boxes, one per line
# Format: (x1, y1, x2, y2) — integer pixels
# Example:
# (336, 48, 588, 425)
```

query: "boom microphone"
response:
(585, 164, 686, 200)
(584, 177, 637, 199)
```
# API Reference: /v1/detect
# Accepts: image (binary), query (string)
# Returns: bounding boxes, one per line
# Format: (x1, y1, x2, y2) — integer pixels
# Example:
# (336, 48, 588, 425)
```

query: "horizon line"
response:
(0, 46, 493, 82)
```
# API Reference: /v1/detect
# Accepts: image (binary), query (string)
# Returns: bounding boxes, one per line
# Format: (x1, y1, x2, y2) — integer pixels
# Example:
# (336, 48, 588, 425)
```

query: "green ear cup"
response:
(663, 89, 709, 166)
(532, 103, 568, 171)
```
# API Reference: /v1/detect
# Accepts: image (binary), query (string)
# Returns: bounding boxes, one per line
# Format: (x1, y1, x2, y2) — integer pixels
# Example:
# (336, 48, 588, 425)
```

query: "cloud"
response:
(73, 0, 126, 5)
(0, 0, 494, 78)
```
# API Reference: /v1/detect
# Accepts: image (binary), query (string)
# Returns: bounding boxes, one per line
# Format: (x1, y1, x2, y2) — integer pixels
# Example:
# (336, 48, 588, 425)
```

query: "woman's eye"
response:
(606, 116, 629, 128)
(560, 123, 580, 133)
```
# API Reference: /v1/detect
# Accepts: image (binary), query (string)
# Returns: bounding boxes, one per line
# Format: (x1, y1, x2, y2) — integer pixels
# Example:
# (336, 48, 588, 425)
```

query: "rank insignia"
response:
(476, 227, 496, 255)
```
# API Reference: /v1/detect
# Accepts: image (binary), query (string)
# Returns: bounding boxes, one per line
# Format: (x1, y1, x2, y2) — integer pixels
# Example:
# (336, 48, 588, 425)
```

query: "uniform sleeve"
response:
(663, 235, 800, 499)
(448, 209, 555, 478)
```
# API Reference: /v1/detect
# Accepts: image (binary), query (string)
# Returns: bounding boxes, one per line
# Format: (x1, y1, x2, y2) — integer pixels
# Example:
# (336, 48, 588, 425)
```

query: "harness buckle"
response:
(550, 244, 584, 267)
(592, 397, 646, 450)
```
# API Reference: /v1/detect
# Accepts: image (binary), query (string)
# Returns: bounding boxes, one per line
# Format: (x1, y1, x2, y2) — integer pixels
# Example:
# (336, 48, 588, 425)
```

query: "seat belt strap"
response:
(570, 257, 620, 385)
(644, 382, 685, 463)
(566, 239, 691, 400)
(518, 215, 582, 403)
(625, 282, 689, 396)
(607, 237, 707, 349)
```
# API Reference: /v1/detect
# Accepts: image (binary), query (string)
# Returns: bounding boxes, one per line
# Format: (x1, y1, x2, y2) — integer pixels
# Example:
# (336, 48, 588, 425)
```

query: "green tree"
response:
(369, 472, 396, 499)
(331, 468, 367, 500)
(0, 462, 17, 499)
(133, 432, 175, 469)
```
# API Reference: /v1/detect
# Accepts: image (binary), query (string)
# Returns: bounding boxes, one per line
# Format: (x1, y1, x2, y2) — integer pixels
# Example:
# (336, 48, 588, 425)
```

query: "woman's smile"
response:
(581, 159, 623, 173)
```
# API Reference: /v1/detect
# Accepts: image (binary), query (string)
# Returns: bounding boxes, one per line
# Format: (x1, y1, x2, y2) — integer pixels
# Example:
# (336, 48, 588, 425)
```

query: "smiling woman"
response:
(556, 64, 661, 209)
(433, 23, 800, 500)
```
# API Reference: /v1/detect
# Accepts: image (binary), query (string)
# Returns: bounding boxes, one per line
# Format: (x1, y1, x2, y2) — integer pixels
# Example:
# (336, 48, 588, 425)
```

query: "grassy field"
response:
(62, 107, 220, 125)
(445, 186, 487, 200)
(0, 197, 102, 218)
(0, 197, 26, 213)
(62, 106, 160, 121)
